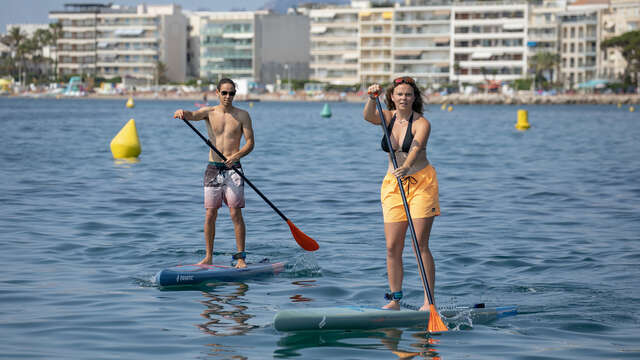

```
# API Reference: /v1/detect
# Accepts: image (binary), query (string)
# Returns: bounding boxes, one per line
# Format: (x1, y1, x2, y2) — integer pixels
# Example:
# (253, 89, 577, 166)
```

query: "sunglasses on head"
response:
(220, 90, 236, 96)
(394, 76, 415, 85)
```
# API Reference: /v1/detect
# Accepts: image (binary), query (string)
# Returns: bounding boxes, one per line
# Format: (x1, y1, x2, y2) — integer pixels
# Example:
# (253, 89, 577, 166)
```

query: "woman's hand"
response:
(367, 84, 382, 99)
(392, 165, 410, 178)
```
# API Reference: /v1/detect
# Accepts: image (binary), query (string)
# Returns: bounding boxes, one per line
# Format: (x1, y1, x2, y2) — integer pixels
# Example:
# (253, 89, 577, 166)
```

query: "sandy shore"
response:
(8, 90, 640, 105)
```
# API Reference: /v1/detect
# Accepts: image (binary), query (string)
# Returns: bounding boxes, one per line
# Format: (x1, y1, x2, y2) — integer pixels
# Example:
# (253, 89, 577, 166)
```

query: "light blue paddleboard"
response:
(273, 304, 517, 331)
(154, 261, 285, 288)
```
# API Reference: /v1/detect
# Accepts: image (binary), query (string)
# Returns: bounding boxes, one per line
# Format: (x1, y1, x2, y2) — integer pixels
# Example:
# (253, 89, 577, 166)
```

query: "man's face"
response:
(217, 83, 236, 106)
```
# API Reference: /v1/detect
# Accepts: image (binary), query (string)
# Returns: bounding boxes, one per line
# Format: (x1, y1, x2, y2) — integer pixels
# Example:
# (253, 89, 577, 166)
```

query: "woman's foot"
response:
(382, 300, 401, 310)
(418, 302, 431, 312)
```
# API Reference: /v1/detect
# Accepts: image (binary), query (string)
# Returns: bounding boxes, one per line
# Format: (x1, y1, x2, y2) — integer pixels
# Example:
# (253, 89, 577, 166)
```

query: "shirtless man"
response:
(173, 78, 255, 268)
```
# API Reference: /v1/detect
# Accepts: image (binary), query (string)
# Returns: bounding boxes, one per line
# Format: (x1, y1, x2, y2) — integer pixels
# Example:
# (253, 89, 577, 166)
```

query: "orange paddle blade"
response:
(286, 219, 319, 251)
(427, 304, 448, 332)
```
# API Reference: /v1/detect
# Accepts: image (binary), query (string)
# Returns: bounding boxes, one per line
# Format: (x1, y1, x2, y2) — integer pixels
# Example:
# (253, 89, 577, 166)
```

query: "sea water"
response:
(1, 97, 639, 359)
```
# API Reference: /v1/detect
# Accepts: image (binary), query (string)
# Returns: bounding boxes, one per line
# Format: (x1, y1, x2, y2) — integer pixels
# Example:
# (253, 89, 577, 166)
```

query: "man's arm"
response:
(173, 107, 213, 121)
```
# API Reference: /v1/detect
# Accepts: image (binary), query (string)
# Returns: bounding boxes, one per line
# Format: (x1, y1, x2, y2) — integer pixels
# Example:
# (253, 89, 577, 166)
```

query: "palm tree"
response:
(530, 52, 560, 90)
(48, 22, 63, 82)
(3, 27, 26, 83)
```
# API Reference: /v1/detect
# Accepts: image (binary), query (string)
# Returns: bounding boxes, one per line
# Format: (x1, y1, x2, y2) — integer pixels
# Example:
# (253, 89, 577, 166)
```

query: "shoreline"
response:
(5, 91, 639, 105)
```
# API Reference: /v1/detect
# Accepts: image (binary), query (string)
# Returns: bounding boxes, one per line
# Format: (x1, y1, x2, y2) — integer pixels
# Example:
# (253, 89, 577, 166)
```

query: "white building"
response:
(188, 10, 309, 85)
(49, 3, 187, 84)
(601, 0, 640, 82)
(451, 2, 528, 85)
(305, 4, 360, 85)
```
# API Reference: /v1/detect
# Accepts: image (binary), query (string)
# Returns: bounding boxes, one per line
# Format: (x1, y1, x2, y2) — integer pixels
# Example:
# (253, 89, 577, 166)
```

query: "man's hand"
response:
(173, 109, 185, 119)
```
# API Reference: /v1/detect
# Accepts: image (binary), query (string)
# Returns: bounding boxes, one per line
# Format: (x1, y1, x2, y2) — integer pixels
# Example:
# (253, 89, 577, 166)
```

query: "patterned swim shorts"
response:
(204, 162, 245, 209)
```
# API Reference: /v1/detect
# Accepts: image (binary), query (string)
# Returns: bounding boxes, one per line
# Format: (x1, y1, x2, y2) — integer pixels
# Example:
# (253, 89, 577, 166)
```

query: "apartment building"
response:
(601, 0, 640, 81)
(557, 0, 607, 87)
(527, 1, 563, 82)
(305, 5, 360, 85)
(393, 5, 452, 87)
(451, 2, 528, 85)
(189, 11, 309, 85)
(359, 7, 394, 85)
(49, 3, 187, 85)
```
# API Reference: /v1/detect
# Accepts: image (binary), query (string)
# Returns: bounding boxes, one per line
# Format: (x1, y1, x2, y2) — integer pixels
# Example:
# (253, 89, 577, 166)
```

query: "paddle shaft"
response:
(374, 97, 436, 306)
(181, 118, 288, 221)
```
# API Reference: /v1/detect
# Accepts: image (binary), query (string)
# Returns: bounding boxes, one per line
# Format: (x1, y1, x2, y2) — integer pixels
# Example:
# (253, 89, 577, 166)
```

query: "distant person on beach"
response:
(173, 78, 255, 268)
(363, 77, 441, 310)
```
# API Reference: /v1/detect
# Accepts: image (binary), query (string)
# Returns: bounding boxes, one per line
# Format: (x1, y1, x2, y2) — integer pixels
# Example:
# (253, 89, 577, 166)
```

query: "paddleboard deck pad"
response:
(154, 261, 285, 288)
(273, 304, 517, 331)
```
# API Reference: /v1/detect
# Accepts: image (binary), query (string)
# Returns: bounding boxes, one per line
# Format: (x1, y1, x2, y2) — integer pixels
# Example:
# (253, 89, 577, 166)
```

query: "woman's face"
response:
(392, 84, 414, 110)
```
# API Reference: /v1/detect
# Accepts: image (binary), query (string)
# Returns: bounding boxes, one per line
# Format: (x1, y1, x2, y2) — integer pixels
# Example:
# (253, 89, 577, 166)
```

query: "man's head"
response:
(216, 78, 236, 106)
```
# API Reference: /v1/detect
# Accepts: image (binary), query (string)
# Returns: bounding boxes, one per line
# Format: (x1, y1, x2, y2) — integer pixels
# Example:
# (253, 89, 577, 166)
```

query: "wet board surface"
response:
(154, 261, 285, 288)
(273, 304, 517, 331)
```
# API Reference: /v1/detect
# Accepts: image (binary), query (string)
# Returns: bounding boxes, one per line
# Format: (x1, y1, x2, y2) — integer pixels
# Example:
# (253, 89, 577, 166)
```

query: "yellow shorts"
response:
(380, 165, 440, 223)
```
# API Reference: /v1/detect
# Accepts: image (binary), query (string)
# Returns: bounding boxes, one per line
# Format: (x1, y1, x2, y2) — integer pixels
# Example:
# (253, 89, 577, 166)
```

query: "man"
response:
(173, 78, 255, 268)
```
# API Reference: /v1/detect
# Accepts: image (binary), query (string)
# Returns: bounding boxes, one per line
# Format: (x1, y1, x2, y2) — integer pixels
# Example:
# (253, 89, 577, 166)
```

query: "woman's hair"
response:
(217, 78, 236, 90)
(384, 77, 424, 114)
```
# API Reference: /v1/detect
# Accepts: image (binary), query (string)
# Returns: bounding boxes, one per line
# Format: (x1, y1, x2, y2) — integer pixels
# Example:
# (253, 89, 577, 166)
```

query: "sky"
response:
(0, 0, 270, 34)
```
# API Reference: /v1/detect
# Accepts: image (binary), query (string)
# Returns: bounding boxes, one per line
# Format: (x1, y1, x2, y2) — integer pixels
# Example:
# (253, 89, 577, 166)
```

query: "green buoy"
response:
(321, 103, 332, 118)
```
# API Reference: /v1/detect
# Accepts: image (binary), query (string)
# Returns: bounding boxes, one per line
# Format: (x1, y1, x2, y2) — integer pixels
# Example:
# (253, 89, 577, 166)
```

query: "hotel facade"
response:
(42, 0, 639, 89)
(49, 3, 187, 85)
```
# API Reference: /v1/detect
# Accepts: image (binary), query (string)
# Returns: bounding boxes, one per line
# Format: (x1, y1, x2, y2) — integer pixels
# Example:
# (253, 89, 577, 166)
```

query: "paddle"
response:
(179, 118, 319, 252)
(373, 95, 448, 332)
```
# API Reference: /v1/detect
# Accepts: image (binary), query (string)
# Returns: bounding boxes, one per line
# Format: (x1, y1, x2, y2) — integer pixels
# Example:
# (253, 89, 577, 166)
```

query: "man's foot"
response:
(382, 300, 400, 310)
(418, 303, 430, 312)
(234, 258, 247, 269)
(196, 257, 212, 265)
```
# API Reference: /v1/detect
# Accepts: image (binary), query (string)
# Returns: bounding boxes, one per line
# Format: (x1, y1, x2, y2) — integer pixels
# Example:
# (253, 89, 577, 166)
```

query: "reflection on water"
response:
(197, 283, 254, 337)
(275, 328, 442, 359)
(290, 280, 316, 303)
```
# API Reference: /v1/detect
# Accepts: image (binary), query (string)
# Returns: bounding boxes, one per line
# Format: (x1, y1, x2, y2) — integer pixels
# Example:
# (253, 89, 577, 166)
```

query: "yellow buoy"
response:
(630, 106, 635, 112)
(515, 109, 530, 130)
(126, 97, 135, 108)
(447, 105, 453, 112)
(110, 118, 141, 159)
(249, 102, 254, 108)
(441, 103, 447, 110)
(617, 103, 622, 108)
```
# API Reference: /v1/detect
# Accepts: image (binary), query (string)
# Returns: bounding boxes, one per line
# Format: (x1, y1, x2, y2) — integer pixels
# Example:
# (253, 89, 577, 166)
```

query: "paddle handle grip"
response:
(181, 118, 289, 222)
(373, 97, 436, 307)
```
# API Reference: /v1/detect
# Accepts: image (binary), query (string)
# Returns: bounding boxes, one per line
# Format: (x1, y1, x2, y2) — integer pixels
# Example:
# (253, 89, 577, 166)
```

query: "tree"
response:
(529, 51, 560, 90)
(601, 30, 640, 88)
(48, 22, 63, 82)
(2, 27, 26, 82)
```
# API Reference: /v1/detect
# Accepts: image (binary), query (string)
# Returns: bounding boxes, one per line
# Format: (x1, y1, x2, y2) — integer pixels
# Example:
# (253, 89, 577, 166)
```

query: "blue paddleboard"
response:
(154, 261, 285, 287)
(273, 304, 517, 331)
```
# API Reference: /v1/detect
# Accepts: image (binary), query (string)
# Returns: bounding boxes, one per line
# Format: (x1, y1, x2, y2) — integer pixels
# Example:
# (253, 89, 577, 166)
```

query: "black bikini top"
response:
(381, 113, 414, 153)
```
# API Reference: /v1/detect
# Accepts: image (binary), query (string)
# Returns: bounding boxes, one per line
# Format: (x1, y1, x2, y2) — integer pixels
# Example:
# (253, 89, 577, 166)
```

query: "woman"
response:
(363, 77, 441, 311)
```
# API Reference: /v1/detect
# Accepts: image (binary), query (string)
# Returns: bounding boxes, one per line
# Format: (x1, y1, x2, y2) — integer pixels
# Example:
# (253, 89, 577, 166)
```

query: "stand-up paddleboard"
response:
(154, 261, 285, 288)
(273, 304, 517, 332)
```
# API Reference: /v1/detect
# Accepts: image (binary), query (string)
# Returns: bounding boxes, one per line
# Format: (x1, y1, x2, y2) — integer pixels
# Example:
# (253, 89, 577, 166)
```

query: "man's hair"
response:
(217, 78, 236, 90)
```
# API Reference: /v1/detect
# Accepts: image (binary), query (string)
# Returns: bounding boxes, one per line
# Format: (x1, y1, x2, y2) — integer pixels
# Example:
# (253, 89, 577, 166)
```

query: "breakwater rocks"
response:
(432, 92, 640, 105)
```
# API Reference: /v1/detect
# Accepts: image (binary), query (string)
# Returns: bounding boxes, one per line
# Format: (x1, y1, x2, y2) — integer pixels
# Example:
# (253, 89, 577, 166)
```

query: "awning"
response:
(382, 12, 393, 20)
(114, 28, 144, 36)
(315, 11, 336, 18)
(471, 52, 492, 59)
(342, 52, 359, 60)
(503, 23, 524, 30)
(394, 50, 422, 56)
(311, 26, 327, 34)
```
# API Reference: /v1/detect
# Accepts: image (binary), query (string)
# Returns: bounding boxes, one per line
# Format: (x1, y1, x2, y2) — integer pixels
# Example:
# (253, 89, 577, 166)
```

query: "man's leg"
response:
(197, 208, 218, 265)
(229, 207, 246, 268)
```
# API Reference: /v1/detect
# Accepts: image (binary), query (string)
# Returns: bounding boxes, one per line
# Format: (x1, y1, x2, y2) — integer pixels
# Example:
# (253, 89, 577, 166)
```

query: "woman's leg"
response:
(383, 221, 408, 309)
(411, 216, 435, 310)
